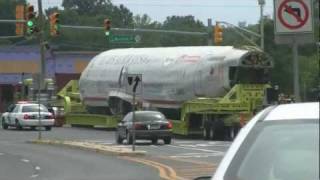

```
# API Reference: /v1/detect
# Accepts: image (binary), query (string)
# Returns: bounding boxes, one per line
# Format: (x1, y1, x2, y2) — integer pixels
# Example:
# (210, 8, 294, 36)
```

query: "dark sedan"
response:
(115, 111, 173, 144)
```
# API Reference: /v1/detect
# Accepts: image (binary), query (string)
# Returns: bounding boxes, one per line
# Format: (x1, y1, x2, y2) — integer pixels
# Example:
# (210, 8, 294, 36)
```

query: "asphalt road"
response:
(0, 126, 231, 179)
(0, 127, 160, 180)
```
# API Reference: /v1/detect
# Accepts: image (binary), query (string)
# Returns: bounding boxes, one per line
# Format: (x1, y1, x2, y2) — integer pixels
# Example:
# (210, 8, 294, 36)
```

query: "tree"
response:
(110, 4, 134, 28)
(62, 0, 111, 16)
(160, 15, 207, 46)
(132, 14, 162, 47)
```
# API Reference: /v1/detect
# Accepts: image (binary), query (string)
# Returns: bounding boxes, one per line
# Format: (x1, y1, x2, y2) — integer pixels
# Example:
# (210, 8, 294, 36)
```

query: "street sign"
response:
(125, 74, 142, 95)
(110, 35, 140, 43)
(274, 0, 313, 34)
(273, 0, 314, 102)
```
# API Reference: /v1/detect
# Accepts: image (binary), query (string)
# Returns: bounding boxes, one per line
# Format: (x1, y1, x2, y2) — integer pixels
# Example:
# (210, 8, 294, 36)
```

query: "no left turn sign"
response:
(274, 0, 313, 34)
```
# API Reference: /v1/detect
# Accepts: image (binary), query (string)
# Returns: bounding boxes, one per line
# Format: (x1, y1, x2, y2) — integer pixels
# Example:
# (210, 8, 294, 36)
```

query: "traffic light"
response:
(15, 5, 25, 36)
(49, 12, 60, 36)
(104, 19, 111, 36)
(214, 22, 223, 44)
(26, 4, 36, 34)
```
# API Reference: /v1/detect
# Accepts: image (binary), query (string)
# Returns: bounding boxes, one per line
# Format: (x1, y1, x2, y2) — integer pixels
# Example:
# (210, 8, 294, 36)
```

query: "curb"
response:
(27, 140, 146, 157)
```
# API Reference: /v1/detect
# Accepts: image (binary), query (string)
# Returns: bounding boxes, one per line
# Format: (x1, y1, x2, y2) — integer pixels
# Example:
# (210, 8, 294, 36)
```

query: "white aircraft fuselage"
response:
(79, 46, 271, 109)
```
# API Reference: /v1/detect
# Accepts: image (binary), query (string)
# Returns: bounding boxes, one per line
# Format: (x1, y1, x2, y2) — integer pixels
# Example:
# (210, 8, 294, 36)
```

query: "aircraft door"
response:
(193, 64, 205, 96)
(118, 66, 128, 89)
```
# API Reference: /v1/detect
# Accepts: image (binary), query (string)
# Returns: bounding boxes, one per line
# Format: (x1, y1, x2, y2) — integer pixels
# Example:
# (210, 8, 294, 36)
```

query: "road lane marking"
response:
(21, 159, 30, 163)
(121, 156, 186, 180)
(31, 165, 41, 178)
(170, 152, 225, 158)
(0, 153, 4, 156)
(158, 155, 216, 167)
(156, 155, 216, 179)
(167, 144, 225, 153)
(30, 174, 39, 178)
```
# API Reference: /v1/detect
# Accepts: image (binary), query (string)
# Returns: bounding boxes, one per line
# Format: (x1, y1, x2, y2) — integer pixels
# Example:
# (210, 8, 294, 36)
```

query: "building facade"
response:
(0, 46, 97, 112)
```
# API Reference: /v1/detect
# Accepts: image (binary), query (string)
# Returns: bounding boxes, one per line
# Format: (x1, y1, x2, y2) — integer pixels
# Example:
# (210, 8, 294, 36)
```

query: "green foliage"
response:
(300, 54, 320, 100)
(160, 15, 207, 46)
(62, 0, 111, 16)
(222, 16, 318, 98)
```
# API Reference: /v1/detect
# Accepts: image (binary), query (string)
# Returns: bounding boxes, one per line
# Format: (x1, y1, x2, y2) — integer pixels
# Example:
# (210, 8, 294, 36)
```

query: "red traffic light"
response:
(26, 5, 35, 20)
(104, 19, 111, 31)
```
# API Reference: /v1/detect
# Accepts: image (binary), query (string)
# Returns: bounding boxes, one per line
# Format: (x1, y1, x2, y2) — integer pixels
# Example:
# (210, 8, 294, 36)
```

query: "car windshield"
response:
(135, 112, 165, 122)
(22, 105, 49, 112)
(224, 119, 319, 180)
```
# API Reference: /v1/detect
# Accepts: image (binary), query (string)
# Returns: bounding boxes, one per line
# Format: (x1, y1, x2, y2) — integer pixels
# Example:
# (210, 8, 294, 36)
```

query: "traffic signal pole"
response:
(37, 0, 45, 140)
(61, 25, 208, 36)
(292, 36, 301, 102)
(258, 0, 265, 51)
(0, 19, 25, 38)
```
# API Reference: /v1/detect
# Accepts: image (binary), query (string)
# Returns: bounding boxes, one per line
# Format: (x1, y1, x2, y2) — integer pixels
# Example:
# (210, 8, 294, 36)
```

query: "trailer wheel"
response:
(163, 137, 171, 144)
(203, 127, 210, 140)
(151, 138, 158, 144)
(212, 120, 225, 141)
(232, 122, 241, 139)
(116, 132, 123, 144)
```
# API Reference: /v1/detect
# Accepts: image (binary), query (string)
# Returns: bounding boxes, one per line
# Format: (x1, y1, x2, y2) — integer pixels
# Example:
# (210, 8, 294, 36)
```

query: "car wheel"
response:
(2, 118, 8, 130)
(45, 126, 52, 131)
(15, 119, 22, 130)
(126, 132, 133, 144)
(115, 131, 123, 144)
(151, 138, 158, 144)
(232, 122, 241, 139)
(212, 120, 225, 141)
(163, 137, 171, 144)
(30, 126, 36, 131)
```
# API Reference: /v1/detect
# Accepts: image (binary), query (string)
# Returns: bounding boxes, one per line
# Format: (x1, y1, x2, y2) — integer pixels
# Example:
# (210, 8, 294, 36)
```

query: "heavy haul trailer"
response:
(171, 84, 269, 140)
(59, 46, 273, 134)
(58, 81, 269, 136)
(57, 80, 121, 128)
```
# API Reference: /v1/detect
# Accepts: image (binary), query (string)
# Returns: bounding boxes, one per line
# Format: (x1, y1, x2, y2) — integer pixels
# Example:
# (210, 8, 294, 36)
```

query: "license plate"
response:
(149, 124, 160, 130)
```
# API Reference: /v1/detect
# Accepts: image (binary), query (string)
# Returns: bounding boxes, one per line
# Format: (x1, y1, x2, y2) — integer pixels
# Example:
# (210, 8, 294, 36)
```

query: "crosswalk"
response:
(83, 139, 230, 159)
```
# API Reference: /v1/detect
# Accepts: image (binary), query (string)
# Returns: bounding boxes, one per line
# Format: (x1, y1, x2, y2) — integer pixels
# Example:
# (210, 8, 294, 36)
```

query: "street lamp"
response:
(258, 0, 265, 51)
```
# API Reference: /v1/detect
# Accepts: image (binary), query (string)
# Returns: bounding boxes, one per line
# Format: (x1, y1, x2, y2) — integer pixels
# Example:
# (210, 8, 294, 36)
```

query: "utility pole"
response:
(258, 0, 265, 51)
(207, 18, 213, 46)
(37, 0, 45, 140)
(292, 36, 301, 102)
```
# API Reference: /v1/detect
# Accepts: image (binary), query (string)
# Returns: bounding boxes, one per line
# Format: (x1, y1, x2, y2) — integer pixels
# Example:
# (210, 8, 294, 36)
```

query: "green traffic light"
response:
(27, 20, 34, 27)
(105, 31, 110, 36)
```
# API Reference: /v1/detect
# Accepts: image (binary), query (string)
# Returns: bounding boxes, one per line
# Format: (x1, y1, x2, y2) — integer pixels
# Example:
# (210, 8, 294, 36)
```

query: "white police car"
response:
(1, 102, 55, 130)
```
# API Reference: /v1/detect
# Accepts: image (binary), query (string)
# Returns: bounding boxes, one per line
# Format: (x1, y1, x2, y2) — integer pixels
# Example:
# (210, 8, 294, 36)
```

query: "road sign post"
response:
(126, 74, 142, 151)
(274, 0, 314, 102)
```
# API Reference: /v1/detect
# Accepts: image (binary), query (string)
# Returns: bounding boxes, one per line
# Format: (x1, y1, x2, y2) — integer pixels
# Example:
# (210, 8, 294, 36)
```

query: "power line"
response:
(108, 3, 274, 8)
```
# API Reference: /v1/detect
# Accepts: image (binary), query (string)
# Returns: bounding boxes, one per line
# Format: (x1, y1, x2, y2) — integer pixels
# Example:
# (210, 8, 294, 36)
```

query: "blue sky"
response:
(29, 0, 274, 25)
